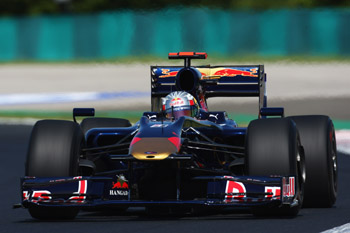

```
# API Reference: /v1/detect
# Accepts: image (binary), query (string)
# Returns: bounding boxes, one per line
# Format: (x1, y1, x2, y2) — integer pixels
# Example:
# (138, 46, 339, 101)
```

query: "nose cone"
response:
(129, 137, 180, 160)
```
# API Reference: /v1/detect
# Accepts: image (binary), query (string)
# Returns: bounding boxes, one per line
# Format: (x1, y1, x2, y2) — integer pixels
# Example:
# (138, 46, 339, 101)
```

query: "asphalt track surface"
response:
(1, 124, 350, 233)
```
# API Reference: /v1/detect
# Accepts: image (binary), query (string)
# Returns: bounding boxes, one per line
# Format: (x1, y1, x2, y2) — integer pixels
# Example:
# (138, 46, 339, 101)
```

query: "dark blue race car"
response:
(18, 52, 337, 219)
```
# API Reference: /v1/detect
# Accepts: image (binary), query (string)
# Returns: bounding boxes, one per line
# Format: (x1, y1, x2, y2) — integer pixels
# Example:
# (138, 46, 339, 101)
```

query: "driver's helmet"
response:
(162, 91, 199, 120)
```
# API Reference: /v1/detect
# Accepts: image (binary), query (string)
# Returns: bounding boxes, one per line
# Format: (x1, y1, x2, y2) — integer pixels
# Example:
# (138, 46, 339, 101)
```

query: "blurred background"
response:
(0, 0, 349, 150)
(0, 0, 349, 60)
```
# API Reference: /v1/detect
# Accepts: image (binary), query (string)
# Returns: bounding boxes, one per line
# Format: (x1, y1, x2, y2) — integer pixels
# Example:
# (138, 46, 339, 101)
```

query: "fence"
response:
(0, 8, 349, 61)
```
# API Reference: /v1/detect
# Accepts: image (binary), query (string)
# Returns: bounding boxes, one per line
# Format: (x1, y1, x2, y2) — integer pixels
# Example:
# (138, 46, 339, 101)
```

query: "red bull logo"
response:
(213, 68, 258, 77)
(110, 175, 129, 197)
(170, 97, 184, 106)
(112, 180, 129, 189)
(159, 68, 257, 79)
(111, 175, 129, 189)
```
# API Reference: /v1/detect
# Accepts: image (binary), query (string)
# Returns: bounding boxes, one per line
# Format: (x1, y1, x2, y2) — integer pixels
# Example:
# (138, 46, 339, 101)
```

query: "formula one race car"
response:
(18, 52, 337, 219)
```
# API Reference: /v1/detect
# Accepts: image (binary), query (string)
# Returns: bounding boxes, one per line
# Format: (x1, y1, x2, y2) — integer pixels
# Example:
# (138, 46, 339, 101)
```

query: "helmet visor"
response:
(166, 109, 192, 119)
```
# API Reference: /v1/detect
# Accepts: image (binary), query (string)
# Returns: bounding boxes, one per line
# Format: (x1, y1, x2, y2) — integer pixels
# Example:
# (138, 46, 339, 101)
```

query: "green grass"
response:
(1, 110, 349, 130)
(333, 120, 350, 130)
(0, 110, 142, 123)
(0, 55, 349, 65)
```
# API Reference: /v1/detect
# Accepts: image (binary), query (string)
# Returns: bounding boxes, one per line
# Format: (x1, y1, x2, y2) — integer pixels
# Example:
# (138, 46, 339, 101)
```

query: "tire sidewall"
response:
(326, 121, 337, 205)
(288, 115, 337, 207)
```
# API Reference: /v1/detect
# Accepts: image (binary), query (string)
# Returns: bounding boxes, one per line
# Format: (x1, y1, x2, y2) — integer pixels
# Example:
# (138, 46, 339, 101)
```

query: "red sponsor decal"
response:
(31, 190, 51, 203)
(265, 186, 281, 199)
(23, 191, 29, 201)
(68, 177, 87, 203)
(225, 181, 246, 200)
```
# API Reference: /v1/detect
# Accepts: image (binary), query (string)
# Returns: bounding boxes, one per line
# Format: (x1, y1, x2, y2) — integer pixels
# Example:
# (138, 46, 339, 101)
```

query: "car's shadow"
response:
(15, 207, 299, 223)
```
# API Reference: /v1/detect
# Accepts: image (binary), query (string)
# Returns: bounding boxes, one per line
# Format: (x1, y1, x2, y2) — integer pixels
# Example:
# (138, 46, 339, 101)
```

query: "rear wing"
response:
(151, 65, 266, 112)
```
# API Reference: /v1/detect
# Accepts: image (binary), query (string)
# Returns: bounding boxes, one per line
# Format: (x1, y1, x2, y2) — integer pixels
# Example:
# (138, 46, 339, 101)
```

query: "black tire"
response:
(28, 205, 80, 220)
(26, 120, 83, 219)
(288, 115, 337, 207)
(80, 117, 131, 135)
(246, 118, 305, 216)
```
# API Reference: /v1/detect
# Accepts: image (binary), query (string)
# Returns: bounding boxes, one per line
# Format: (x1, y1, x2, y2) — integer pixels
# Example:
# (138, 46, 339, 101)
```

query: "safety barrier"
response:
(0, 8, 349, 61)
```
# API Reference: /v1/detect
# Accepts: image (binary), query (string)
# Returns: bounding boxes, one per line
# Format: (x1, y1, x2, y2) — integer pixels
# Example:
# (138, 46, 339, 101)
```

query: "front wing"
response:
(20, 175, 297, 209)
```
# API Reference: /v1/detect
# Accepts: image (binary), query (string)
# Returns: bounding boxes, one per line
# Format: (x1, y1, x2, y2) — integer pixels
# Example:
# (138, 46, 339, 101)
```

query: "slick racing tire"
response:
(288, 115, 337, 207)
(80, 117, 131, 135)
(26, 120, 84, 220)
(246, 118, 305, 217)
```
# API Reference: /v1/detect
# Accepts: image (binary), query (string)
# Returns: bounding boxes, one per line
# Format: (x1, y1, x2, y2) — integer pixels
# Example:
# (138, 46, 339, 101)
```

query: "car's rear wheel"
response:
(288, 115, 337, 207)
(80, 117, 131, 135)
(246, 118, 305, 216)
(26, 120, 83, 220)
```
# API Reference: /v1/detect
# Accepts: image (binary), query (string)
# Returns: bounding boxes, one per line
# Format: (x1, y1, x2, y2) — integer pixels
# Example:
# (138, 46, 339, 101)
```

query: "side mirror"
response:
(260, 107, 284, 118)
(73, 108, 95, 122)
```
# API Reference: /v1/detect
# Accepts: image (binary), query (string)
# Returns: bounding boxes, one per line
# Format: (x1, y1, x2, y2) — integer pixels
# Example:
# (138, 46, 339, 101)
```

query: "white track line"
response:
(336, 130, 350, 155)
(322, 223, 350, 233)
(0, 91, 148, 106)
(320, 131, 350, 233)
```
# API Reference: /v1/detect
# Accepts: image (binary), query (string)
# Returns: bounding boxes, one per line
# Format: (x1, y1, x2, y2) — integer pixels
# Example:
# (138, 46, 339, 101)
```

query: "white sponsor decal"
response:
(109, 190, 128, 196)
(209, 114, 219, 120)
(150, 124, 168, 128)
(283, 177, 295, 197)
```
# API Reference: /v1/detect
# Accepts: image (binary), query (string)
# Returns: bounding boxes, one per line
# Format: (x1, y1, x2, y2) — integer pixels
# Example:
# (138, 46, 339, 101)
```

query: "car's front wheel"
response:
(26, 120, 83, 220)
(246, 118, 305, 216)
